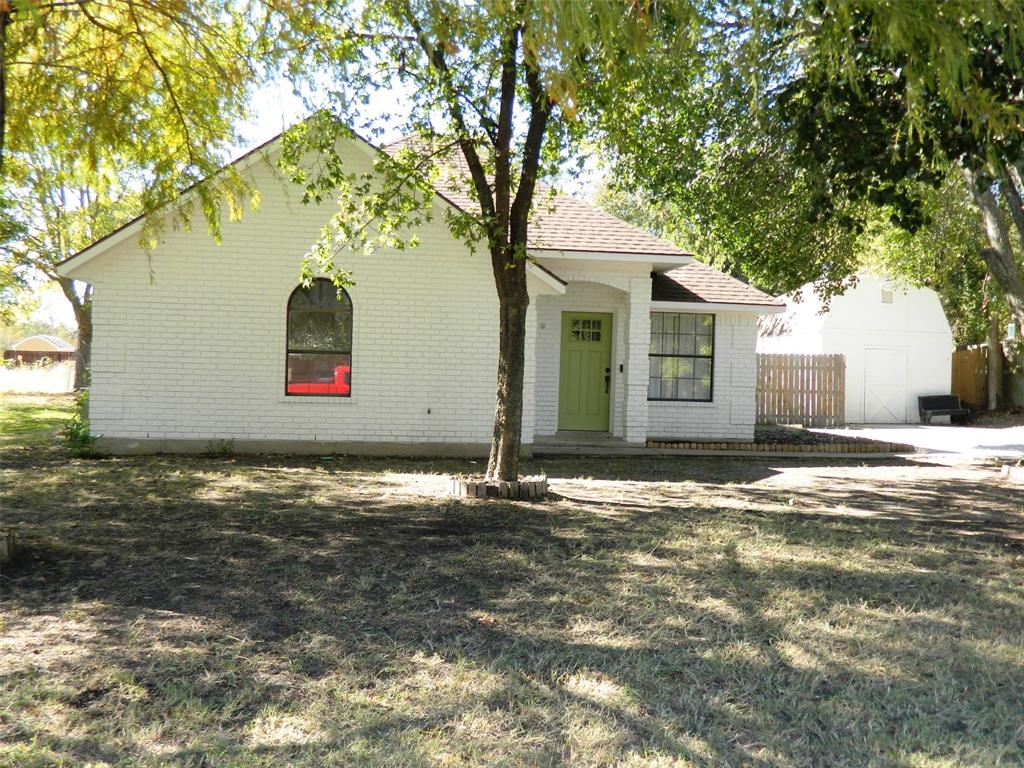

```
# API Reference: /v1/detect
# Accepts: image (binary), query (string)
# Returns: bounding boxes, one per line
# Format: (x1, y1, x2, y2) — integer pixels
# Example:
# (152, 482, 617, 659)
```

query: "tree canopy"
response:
(1, 0, 267, 229)
(596, 0, 1024, 334)
(1, 0, 278, 386)
(768, 1, 1024, 333)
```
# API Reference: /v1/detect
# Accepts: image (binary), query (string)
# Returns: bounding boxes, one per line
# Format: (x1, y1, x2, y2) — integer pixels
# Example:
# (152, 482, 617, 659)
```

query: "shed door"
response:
(863, 347, 908, 423)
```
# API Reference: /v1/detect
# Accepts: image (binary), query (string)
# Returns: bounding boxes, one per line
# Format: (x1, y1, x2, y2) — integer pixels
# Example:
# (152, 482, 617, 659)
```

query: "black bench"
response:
(918, 395, 972, 425)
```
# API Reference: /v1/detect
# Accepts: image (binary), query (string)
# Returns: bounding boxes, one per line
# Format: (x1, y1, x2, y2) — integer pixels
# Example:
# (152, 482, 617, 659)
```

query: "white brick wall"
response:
(647, 312, 759, 441)
(624, 276, 652, 443)
(74, 145, 507, 445)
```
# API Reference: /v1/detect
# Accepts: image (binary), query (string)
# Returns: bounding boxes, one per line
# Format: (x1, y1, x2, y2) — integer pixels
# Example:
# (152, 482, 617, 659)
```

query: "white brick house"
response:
(57, 133, 783, 455)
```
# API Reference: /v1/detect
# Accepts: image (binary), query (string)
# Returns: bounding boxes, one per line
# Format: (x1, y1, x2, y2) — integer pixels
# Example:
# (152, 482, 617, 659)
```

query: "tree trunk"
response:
(986, 312, 1003, 411)
(74, 302, 93, 390)
(486, 258, 528, 482)
(962, 167, 1024, 333)
(58, 277, 92, 390)
(0, 7, 8, 167)
(1001, 161, 1024, 245)
(415, 23, 546, 483)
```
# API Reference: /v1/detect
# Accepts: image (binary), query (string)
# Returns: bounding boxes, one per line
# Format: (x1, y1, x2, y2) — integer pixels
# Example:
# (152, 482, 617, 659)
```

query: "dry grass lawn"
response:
(1, 393, 1023, 767)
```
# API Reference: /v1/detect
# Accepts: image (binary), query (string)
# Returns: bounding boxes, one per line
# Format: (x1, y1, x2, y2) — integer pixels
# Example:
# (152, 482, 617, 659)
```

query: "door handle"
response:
(604, 367, 610, 393)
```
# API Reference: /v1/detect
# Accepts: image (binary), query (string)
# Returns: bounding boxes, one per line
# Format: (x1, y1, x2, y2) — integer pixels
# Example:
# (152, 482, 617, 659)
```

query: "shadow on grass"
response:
(2, 450, 1023, 766)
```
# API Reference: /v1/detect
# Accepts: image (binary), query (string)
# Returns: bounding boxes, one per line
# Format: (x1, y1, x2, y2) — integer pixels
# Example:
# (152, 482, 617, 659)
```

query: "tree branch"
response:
(0, 8, 8, 167)
(77, 0, 118, 32)
(1002, 160, 1024, 246)
(509, 59, 552, 250)
(406, 8, 496, 223)
(127, 2, 197, 166)
(492, 24, 520, 244)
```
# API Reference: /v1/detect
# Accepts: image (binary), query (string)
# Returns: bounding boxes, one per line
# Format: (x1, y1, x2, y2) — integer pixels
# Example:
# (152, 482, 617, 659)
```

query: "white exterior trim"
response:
(526, 262, 567, 294)
(651, 300, 784, 314)
(532, 250, 691, 272)
(57, 224, 142, 278)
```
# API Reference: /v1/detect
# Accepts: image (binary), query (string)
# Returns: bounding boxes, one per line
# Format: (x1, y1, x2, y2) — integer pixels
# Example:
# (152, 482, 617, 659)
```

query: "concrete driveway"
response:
(814, 423, 1024, 459)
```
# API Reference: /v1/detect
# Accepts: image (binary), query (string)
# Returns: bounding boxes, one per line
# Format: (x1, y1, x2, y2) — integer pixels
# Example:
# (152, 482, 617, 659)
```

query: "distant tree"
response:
(274, 0, 700, 481)
(3, 152, 139, 387)
(858, 177, 996, 349)
(591, 2, 862, 300)
(594, 147, 863, 300)
(858, 176, 1014, 407)
(775, 1, 1024, 333)
(596, 0, 1024, 323)
(2, 0, 274, 388)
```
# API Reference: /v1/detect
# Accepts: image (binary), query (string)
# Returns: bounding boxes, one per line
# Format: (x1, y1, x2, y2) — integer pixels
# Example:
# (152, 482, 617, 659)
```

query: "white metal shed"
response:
(758, 273, 953, 424)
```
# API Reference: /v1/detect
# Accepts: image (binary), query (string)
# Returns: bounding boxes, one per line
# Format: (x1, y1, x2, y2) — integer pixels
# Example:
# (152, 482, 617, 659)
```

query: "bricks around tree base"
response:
(448, 475, 549, 499)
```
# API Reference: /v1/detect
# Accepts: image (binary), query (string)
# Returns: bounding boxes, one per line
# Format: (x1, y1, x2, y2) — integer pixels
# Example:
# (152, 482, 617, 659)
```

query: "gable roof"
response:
(652, 261, 784, 310)
(56, 129, 287, 275)
(757, 271, 949, 337)
(384, 135, 689, 257)
(10, 334, 75, 351)
(424, 179, 688, 257)
(59, 125, 688, 277)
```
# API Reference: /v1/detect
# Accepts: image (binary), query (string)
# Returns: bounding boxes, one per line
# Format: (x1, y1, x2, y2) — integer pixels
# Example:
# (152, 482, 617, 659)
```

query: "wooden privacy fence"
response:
(757, 353, 846, 427)
(951, 345, 988, 410)
(3, 349, 76, 365)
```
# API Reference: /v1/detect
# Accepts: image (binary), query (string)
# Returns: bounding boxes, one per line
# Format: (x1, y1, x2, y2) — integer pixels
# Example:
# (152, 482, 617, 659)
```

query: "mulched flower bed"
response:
(648, 425, 915, 454)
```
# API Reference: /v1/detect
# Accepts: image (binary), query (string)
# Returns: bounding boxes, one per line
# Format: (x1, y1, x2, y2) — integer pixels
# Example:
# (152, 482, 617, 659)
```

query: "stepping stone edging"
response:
(647, 440, 917, 454)
(448, 475, 548, 499)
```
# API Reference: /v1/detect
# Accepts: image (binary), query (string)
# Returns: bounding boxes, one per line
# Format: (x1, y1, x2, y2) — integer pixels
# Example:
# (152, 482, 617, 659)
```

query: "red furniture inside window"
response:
(287, 365, 351, 395)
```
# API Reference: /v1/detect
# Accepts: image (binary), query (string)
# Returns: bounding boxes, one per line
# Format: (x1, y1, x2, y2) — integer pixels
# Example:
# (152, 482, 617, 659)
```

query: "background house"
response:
(3, 334, 76, 365)
(1, 334, 76, 393)
(758, 273, 953, 424)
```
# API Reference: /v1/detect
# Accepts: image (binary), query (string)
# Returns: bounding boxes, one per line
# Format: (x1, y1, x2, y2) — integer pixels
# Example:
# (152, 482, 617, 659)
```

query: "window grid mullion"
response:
(647, 312, 715, 403)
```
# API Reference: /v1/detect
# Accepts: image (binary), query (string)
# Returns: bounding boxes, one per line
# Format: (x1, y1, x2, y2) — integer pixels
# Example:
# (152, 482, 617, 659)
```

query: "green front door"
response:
(558, 312, 613, 431)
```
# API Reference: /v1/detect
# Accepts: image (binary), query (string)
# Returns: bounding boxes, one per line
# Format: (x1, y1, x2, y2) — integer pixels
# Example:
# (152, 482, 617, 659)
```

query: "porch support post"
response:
(624, 276, 651, 444)
(520, 300, 537, 447)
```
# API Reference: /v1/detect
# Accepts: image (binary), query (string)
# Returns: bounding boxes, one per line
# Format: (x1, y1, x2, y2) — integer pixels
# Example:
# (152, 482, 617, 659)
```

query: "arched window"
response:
(286, 279, 353, 396)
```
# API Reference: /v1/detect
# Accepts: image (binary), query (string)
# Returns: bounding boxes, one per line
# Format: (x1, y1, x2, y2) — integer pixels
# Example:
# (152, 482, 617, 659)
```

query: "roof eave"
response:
(531, 249, 692, 267)
(56, 129, 300, 279)
(526, 261, 567, 294)
(56, 123, 400, 280)
(650, 299, 786, 314)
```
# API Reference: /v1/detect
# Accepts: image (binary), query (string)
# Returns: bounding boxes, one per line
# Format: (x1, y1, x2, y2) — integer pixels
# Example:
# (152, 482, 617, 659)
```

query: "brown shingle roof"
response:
(653, 261, 784, 307)
(385, 137, 688, 257)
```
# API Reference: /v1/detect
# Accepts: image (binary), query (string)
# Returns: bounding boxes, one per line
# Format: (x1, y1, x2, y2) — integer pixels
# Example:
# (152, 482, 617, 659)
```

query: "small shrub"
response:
(206, 438, 236, 457)
(62, 389, 99, 456)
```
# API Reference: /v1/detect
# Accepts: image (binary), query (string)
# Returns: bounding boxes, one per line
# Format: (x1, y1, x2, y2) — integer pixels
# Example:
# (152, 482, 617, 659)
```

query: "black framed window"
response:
(648, 312, 714, 401)
(286, 279, 352, 396)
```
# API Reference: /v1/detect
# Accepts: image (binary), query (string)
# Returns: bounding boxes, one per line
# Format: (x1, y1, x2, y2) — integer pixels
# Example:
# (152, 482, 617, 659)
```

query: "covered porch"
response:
(526, 263, 654, 445)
